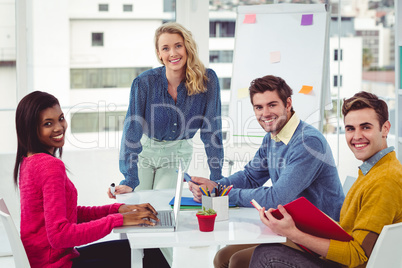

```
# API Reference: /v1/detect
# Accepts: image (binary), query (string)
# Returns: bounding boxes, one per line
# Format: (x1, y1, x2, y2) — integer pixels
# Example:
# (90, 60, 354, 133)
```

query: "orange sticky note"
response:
(243, 14, 256, 24)
(270, 51, 281, 63)
(299, 85, 313, 94)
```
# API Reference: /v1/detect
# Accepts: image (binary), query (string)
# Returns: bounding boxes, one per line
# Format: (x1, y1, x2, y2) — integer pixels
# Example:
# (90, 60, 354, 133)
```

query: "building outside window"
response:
(210, 21, 235, 37)
(333, 75, 343, 87)
(98, 4, 108, 12)
(334, 49, 343, 61)
(70, 67, 150, 89)
(209, 50, 233, 63)
(92, 33, 104, 46)
(71, 111, 127, 133)
(123, 4, 133, 12)
(219, 77, 231, 90)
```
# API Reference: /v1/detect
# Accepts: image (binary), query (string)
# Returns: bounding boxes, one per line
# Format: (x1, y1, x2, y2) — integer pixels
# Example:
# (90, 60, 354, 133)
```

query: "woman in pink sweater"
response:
(13, 91, 169, 268)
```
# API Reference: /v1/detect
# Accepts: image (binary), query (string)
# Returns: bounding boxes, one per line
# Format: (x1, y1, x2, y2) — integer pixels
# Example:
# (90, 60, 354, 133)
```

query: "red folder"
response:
(271, 197, 353, 254)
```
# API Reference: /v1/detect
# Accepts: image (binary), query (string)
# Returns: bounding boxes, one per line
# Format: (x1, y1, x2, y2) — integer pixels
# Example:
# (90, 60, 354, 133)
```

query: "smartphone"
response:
(177, 170, 200, 185)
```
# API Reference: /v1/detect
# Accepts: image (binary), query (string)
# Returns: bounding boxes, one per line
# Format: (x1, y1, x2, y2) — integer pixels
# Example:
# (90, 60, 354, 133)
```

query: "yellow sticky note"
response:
(243, 14, 256, 24)
(237, 87, 249, 99)
(299, 85, 313, 94)
(270, 51, 281, 63)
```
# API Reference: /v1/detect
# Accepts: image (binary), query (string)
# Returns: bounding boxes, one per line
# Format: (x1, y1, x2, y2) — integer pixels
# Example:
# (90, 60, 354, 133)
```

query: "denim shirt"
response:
(119, 66, 224, 190)
(217, 119, 344, 220)
(359, 146, 395, 175)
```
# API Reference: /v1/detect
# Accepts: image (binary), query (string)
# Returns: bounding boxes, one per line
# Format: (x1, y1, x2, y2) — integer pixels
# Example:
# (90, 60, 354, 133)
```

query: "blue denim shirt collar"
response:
(359, 146, 394, 175)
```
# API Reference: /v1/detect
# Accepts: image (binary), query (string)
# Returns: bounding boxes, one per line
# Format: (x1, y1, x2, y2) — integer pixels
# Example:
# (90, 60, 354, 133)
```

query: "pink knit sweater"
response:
(19, 153, 124, 268)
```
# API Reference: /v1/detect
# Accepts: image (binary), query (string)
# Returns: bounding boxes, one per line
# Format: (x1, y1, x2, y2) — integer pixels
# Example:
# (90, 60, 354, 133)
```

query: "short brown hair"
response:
(249, 75, 294, 113)
(342, 91, 388, 128)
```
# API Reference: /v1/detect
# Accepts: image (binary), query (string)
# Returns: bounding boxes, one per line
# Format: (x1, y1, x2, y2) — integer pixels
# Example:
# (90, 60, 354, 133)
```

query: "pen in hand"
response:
(110, 183, 115, 196)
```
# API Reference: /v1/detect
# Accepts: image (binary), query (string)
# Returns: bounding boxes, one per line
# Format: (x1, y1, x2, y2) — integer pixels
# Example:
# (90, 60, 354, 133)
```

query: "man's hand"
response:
(259, 205, 297, 238)
(188, 176, 218, 203)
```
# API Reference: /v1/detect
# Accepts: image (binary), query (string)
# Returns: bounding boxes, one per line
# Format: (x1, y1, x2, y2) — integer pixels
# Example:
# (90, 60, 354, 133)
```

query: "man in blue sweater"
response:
(189, 75, 344, 268)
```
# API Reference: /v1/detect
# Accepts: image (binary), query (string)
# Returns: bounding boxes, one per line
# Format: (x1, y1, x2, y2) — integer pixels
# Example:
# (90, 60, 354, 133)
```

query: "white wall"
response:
(70, 20, 161, 68)
(69, 0, 167, 19)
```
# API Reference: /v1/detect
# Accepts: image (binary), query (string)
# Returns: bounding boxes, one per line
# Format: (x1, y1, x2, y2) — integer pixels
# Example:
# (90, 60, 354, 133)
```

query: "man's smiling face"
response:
(252, 90, 292, 136)
(344, 108, 390, 162)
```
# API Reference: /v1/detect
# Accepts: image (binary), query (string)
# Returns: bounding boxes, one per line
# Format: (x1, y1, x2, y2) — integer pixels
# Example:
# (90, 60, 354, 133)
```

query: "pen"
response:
(221, 187, 228, 196)
(110, 183, 115, 196)
(224, 185, 233, 196)
(199, 186, 208, 196)
(206, 187, 211, 197)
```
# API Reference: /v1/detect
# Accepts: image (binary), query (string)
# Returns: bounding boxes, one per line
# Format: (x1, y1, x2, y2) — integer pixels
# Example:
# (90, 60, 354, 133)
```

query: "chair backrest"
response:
(0, 198, 31, 268)
(342, 176, 357, 196)
(366, 222, 402, 268)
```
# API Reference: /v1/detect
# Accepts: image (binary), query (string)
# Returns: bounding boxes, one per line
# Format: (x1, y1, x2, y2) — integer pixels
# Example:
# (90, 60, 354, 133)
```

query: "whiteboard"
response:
(228, 4, 331, 143)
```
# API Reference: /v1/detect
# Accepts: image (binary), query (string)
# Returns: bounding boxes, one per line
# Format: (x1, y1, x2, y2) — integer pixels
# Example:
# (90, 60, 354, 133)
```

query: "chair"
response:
(0, 198, 30, 268)
(342, 176, 357, 196)
(366, 222, 402, 268)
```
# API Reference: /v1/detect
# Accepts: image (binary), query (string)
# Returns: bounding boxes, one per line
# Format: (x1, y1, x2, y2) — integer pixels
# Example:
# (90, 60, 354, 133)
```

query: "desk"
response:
(115, 189, 285, 268)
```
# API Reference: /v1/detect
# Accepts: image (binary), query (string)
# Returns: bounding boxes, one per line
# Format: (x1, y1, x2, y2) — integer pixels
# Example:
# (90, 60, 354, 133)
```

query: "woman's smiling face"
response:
(157, 33, 187, 74)
(37, 104, 67, 154)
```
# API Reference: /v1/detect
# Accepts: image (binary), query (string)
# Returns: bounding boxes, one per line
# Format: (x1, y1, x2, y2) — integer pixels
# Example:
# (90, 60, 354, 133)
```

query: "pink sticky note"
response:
(301, 14, 313, 25)
(299, 85, 313, 94)
(270, 51, 281, 63)
(243, 14, 256, 24)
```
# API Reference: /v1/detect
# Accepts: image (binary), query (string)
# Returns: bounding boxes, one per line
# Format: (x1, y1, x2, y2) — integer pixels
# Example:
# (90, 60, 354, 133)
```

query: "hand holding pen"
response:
(200, 184, 233, 197)
(107, 183, 133, 199)
(188, 176, 218, 203)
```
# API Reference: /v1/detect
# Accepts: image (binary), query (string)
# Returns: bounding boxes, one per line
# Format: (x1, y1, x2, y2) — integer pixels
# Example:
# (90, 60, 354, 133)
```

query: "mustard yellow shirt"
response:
(326, 150, 402, 267)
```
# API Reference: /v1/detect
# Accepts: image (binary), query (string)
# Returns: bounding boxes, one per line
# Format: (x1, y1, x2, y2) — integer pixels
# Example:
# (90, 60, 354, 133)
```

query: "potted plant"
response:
(196, 207, 217, 232)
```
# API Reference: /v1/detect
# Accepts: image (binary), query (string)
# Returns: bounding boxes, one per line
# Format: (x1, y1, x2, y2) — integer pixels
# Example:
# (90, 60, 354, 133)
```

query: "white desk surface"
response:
(116, 188, 285, 268)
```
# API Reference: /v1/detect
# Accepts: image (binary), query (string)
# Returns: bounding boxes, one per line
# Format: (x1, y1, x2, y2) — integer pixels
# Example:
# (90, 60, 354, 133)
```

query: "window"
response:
(163, 0, 175, 12)
(98, 4, 108, 12)
(334, 49, 343, 61)
(210, 21, 235, 38)
(70, 67, 151, 89)
(71, 111, 127, 133)
(209, 50, 233, 63)
(221, 104, 229, 117)
(219, 77, 231, 90)
(123, 4, 133, 12)
(333, 75, 343, 87)
(92, 33, 104, 46)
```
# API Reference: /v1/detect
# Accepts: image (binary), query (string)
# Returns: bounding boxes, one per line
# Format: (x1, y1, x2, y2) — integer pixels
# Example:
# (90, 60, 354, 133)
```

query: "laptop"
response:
(113, 161, 184, 233)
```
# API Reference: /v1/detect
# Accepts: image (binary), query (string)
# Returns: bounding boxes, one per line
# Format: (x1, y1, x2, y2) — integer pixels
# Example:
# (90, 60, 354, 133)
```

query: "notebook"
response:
(270, 197, 353, 255)
(271, 197, 353, 241)
(169, 197, 237, 209)
(113, 161, 184, 233)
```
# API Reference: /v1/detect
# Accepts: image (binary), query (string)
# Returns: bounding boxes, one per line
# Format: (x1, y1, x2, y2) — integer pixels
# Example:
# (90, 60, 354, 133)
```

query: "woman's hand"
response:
(120, 203, 159, 226)
(189, 177, 218, 203)
(107, 185, 133, 199)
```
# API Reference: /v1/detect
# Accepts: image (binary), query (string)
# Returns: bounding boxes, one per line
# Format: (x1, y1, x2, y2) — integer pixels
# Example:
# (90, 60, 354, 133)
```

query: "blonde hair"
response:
(154, 22, 208, 95)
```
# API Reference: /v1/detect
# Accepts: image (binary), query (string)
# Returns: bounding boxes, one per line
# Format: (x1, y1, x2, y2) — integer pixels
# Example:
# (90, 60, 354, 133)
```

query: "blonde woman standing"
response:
(109, 22, 224, 197)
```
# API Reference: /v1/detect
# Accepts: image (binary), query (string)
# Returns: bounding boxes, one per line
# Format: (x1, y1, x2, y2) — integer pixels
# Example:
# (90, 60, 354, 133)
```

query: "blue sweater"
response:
(218, 120, 344, 221)
(119, 66, 224, 190)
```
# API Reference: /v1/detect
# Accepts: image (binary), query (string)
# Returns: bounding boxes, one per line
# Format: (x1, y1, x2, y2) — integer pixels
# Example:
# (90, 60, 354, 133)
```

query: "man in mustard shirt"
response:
(250, 91, 402, 268)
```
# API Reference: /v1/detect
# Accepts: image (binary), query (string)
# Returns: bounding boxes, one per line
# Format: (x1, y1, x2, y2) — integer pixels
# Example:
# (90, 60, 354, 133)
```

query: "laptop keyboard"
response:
(146, 211, 173, 227)
(156, 211, 173, 226)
